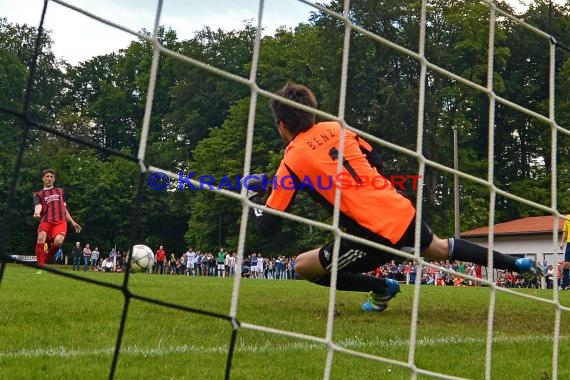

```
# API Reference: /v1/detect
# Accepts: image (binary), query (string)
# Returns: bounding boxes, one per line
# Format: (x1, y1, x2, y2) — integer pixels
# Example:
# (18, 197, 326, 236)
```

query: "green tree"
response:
(0, 19, 67, 254)
(161, 25, 255, 166)
(184, 97, 276, 251)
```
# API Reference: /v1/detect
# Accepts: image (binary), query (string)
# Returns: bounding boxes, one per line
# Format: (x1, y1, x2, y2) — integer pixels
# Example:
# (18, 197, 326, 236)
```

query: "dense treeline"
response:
(1, 0, 570, 257)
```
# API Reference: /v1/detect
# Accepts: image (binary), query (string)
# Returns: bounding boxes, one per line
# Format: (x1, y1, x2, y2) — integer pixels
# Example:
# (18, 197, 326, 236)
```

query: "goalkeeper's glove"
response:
(245, 173, 269, 204)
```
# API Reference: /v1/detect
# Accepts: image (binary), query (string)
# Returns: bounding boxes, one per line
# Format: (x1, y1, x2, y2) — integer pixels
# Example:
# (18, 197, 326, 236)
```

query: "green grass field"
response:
(1, 264, 569, 380)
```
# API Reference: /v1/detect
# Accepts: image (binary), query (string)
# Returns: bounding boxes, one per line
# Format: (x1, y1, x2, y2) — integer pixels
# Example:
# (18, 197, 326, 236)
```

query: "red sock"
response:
(36, 243, 46, 267)
(45, 244, 60, 263)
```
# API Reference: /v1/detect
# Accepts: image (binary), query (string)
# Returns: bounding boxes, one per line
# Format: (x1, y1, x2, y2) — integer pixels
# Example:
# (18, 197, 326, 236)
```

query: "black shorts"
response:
(318, 216, 433, 274)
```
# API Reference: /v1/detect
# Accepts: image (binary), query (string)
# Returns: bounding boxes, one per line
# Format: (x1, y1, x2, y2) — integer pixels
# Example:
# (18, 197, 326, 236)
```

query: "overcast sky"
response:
(0, 0, 566, 65)
(1, 0, 324, 64)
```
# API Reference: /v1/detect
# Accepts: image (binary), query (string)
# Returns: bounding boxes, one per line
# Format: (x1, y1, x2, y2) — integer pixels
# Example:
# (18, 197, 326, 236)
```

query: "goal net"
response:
(0, 1, 569, 379)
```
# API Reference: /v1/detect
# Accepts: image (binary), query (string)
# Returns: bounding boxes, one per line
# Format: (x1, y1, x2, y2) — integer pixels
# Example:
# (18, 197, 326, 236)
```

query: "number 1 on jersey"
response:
(328, 147, 363, 184)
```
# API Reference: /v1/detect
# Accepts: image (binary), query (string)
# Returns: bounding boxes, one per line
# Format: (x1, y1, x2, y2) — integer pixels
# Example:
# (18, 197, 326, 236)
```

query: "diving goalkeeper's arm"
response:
(245, 174, 282, 236)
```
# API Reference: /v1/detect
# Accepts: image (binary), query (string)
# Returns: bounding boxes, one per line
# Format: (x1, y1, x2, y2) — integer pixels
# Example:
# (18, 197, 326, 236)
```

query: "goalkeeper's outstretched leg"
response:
(289, 218, 542, 312)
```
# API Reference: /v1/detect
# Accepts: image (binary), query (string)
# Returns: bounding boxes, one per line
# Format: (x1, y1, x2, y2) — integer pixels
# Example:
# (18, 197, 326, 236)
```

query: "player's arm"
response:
(356, 136, 385, 176)
(251, 204, 282, 236)
(61, 190, 82, 233)
(246, 173, 283, 236)
(65, 208, 82, 233)
(33, 193, 42, 218)
(560, 226, 568, 250)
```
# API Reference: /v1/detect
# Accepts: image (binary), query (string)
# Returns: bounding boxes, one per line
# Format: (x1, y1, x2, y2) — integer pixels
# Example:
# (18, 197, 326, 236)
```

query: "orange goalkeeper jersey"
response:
(265, 121, 415, 244)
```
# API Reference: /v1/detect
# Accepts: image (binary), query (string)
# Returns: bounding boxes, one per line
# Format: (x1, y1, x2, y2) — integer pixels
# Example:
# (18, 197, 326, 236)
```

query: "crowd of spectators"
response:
(53, 244, 569, 289)
(370, 260, 567, 289)
(58, 245, 298, 279)
(145, 247, 298, 280)
(367, 260, 482, 286)
(57, 242, 125, 272)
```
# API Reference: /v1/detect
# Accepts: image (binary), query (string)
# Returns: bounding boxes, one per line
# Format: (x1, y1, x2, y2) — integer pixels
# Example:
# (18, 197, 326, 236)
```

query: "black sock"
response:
(311, 272, 387, 294)
(449, 238, 517, 271)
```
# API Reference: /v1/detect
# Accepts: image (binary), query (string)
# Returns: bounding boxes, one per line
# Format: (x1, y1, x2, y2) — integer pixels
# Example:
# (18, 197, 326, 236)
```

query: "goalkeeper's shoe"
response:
(361, 279, 400, 312)
(515, 258, 544, 281)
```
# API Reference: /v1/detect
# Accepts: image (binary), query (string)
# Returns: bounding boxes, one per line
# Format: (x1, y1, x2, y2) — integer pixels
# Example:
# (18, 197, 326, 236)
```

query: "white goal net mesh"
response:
(2, 0, 569, 379)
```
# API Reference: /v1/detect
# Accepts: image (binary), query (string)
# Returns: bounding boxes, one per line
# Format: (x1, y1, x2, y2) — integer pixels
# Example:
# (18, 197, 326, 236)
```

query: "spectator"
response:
(109, 247, 118, 269)
(208, 253, 216, 276)
(225, 252, 231, 278)
(274, 256, 283, 280)
(90, 246, 100, 271)
(115, 253, 124, 272)
(505, 271, 516, 287)
(250, 253, 258, 279)
(102, 257, 114, 272)
(268, 258, 275, 279)
(195, 253, 204, 276)
(72, 241, 82, 271)
(217, 247, 226, 277)
(185, 248, 196, 276)
(257, 254, 264, 279)
(154, 245, 166, 274)
(242, 256, 251, 278)
(228, 253, 236, 277)
(546, 265, 554, 289)
(82, 243, 92, 271)
(168, 253, 177, 275)
(176, 255, 185, 275)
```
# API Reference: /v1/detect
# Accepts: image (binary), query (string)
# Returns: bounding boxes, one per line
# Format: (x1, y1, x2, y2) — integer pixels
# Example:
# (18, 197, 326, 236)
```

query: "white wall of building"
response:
(465, 234, 564, 267)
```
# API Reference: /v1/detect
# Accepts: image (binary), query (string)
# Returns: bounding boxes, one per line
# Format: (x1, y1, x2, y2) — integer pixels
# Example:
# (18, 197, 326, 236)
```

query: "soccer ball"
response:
(130, 244, 154, 273)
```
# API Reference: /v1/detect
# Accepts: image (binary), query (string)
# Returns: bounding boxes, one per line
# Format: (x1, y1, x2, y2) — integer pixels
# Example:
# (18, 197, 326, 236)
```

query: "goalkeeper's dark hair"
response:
(269, 82, 317, 136)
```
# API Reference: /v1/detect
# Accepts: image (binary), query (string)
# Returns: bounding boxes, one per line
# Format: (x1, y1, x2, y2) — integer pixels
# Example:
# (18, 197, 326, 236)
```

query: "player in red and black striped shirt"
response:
(33, 169, 82, 273)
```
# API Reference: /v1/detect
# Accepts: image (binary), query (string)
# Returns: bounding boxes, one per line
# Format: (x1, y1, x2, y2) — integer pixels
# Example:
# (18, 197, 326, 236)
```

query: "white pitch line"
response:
(0, 334, 566, 359)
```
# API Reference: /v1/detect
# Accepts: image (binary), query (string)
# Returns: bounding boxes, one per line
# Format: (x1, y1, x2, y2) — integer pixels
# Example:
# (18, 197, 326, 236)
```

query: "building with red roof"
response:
(460, 215, 566, 267)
